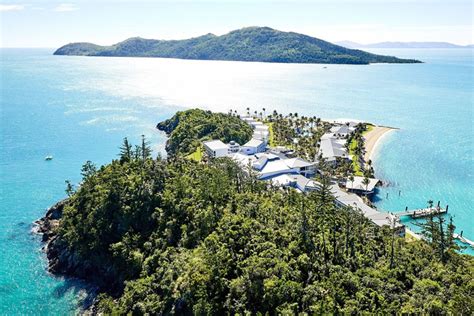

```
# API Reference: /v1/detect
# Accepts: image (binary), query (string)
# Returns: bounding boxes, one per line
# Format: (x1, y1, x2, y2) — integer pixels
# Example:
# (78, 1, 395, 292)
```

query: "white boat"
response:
(45, 155, 53, 161)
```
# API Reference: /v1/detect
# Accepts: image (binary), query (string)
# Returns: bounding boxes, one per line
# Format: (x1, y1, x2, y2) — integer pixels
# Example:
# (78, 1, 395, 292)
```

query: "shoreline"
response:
(364, 126, 397, 162)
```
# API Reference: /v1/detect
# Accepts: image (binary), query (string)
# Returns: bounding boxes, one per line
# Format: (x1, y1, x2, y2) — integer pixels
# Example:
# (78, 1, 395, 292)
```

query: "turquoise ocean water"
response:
(0, 48, 472, 314)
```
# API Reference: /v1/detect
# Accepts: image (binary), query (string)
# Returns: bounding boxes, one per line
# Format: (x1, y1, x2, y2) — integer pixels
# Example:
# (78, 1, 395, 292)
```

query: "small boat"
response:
(45, 155, 53, 161)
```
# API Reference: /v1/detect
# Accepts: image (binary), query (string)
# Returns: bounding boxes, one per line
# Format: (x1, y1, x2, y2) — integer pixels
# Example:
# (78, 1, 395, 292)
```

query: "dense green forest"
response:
(156, 108, 253, 157)
(42, 109, 473, 314)
(50, 144, 473, 314)
(54, 27, 421, 64)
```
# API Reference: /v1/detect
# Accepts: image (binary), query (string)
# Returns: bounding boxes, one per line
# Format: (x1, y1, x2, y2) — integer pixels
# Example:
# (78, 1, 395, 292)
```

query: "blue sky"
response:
(1, 0, 472, 47)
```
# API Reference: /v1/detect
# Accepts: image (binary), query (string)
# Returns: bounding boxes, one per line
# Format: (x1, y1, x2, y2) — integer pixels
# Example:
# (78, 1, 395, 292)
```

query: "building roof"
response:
(230, 152, 256, 167)
(259, 160, 292, 178)
(319, 139, 348, 160)
(270, 174, 296, 186)
(244, 138, 265, 148)
(292, 174, 320, 191)
(345, 176, 380, 192)
(253, 130, 269, 140)
(203, 140, 228, 151)
(252, 156, 268, 171)
(271, 146, 291, 153)
(255, 125, 269, 131)
(330, 125, 351, 135)
(250, 121, 265, 127)
(255, 152, 279, 161)
(283, 157, 314, 169)
(269, 174, 321, 192)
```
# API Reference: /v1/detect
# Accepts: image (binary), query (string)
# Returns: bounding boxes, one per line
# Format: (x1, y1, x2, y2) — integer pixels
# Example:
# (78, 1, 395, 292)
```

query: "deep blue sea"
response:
(1, 48, 472, 314)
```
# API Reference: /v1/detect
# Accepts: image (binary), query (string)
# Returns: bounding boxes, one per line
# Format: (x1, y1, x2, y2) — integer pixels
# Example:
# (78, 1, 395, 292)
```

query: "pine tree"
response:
(141, 135, 152, 161)
(81, 160, 97, 180)
(119, 137, 132, 162)
(65, 180, 75, 197)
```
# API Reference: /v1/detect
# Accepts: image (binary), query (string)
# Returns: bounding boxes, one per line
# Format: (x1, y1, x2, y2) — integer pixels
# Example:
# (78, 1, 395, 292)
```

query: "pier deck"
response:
(396, 207, 447, 218)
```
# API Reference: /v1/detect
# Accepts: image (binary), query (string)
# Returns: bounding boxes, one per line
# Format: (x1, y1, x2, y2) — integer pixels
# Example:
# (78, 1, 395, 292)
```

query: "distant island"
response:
(54, 27, 421, 65)
(337, 40, 474, 49)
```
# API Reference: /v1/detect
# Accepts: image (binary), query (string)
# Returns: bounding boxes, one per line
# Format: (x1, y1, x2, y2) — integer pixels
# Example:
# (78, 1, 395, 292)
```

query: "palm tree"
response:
(262, 107, 266, 118)
(362, 176, 370, 195)
(254, 110, 257, 118)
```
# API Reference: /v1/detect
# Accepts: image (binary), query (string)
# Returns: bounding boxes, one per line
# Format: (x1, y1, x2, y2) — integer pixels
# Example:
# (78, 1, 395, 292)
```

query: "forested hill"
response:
(54, 27, 421, 64)
(156, 108, 253, 157)
(38, 110, 473, 314)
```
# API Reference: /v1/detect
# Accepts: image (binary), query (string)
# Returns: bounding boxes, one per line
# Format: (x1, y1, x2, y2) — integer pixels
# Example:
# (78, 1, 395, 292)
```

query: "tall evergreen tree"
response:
(119, 137, 132, 162)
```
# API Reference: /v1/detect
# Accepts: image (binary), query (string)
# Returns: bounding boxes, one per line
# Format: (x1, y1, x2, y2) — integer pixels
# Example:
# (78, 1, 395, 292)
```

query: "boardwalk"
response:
(396, 207, 447, 218)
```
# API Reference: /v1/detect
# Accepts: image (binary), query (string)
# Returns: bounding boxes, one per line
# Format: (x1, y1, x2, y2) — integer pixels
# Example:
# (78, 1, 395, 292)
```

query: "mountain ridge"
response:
(54, 26, 421, 64)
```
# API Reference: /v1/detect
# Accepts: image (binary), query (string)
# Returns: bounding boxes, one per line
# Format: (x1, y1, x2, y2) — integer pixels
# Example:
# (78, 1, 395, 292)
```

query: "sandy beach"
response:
(364, 126, 396, 162)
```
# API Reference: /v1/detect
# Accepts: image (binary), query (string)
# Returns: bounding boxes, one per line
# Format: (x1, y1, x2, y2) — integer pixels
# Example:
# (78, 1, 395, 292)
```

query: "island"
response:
(36, 109, 473, 314)
(54, 27, 422, 65)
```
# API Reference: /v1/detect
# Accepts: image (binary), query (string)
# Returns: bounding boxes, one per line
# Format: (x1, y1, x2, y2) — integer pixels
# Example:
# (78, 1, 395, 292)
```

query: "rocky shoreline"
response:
(34, 199, 73, 275)
(34, 199, 99, 313)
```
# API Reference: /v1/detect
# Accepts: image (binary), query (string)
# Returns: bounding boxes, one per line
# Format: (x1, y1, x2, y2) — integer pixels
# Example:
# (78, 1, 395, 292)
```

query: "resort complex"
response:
(202, 112, 402, 230)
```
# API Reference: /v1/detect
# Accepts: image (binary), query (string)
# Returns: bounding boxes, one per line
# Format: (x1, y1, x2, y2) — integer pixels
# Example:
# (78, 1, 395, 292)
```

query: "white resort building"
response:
(202, 116, 401, 231)
(318, 122, 358, 164)
(345, 176, 380, 195)
(203, 140, 232, 158)
(241, 138, 267, 155)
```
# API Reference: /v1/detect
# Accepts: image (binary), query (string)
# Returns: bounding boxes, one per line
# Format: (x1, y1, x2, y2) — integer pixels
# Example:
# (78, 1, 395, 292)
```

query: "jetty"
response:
(453, 233, 474, 248)
(396, 206, 447, 218)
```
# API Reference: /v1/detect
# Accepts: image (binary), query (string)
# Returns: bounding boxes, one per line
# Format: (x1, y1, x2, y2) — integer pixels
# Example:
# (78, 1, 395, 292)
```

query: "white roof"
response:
(244, 138, 265, 148)
(230, 152, 256, 166)
(253, 131, 269, 141)
(330, 125, 351, 135)
(270, 174, 296, 186)
(283, 157, 314, 169)
(203, 140, 228, 151)
(269, 174, 321, 192)
(319, 139, 348, 160)
(330, 184, 379, 217)
(292, 174, 320, 190)
(252, 156, 268, 171)
(255, 152, 279, 160)
(346, 177, 380, 192)
(259, 160, 292, 177)
(255, 125, 269, 131)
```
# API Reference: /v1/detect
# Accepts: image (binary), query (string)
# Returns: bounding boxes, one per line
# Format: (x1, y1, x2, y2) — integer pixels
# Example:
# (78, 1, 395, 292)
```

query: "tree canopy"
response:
(53, 138, 473, 314)
(156, 108, 253, 157)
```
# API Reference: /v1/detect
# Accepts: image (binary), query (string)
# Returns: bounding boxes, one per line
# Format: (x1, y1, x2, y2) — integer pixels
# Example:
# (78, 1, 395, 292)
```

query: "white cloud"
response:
(0, 4, 25, 12)
(54, 3, 78, 12)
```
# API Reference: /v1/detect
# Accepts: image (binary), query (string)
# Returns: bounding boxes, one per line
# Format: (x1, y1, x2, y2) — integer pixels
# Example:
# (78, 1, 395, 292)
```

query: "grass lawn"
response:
(265, 122, 276, 147)
(349, 124, 374, 176)
(186, 146, 203, 162)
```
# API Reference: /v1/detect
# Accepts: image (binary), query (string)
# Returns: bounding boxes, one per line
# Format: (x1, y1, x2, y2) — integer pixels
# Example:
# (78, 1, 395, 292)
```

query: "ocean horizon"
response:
(1, 47, 473, 314)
